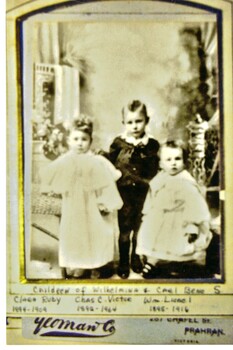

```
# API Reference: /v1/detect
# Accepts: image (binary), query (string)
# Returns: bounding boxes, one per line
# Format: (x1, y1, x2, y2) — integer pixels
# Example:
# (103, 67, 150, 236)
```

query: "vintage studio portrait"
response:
(24, 11, 222, 281)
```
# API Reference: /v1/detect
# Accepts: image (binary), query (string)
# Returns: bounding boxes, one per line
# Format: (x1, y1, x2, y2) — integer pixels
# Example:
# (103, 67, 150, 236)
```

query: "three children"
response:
(40, 102, 213, 280)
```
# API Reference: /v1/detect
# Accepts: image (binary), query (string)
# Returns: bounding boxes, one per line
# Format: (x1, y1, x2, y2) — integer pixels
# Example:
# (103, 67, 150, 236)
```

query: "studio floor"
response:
(27, 207, 221, 281)
(27, 214, 143, 280)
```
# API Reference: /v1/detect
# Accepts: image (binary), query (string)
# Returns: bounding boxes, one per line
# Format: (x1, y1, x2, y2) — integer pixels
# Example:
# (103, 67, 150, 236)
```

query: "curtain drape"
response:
(201, 23, 218, 103)
(54, 65, 80, 123)
(36, 22, 60, 64)
(200, 23, 219, 128)
(34, 22, 80, 123)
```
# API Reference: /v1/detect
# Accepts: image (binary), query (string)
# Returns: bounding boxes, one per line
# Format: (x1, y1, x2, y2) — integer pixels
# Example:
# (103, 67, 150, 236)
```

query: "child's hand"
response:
(184, 223, 199, 243)
(98, 203, 110, 216)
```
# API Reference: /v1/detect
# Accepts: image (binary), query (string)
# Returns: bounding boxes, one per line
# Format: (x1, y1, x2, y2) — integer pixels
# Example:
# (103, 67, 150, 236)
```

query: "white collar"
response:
(120, 132, 152, 146)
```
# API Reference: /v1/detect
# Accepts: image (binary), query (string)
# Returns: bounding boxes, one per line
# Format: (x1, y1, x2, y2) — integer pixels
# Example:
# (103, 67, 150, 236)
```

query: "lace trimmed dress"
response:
(41, 150, 123, 269)
(136, 170, 212, 263)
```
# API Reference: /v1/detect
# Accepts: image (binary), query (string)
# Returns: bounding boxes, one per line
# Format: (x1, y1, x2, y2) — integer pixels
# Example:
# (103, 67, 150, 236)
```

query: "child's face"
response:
(123, 111, 147, 139)
(68, 129, 91, 154)
(160, 146, 184, 176)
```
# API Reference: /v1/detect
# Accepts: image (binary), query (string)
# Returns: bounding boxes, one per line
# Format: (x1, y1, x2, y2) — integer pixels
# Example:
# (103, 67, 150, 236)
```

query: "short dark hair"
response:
(122, 100, 149, 123)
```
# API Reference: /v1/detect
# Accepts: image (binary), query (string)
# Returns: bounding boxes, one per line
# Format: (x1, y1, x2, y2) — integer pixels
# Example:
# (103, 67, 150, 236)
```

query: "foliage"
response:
(32, 116, 69, 160)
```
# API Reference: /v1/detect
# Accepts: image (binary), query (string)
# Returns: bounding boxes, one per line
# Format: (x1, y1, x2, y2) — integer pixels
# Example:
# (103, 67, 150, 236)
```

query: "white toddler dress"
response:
(136, 170, 212, 263)
(41, 150, 123, 269)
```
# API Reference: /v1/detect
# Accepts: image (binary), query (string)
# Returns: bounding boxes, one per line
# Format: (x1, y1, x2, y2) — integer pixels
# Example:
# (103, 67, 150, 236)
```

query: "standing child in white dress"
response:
(41, 116, 123, 279)
(136, 140, 212, 278)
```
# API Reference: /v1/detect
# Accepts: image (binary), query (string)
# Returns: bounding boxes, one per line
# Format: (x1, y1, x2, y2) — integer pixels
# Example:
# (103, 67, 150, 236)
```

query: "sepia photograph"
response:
(21, 3, 222, 282)
(6, 0, 233, 345)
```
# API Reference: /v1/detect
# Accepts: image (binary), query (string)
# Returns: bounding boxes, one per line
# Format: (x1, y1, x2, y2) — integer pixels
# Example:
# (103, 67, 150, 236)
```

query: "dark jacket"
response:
(109, 136, 160, 192)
